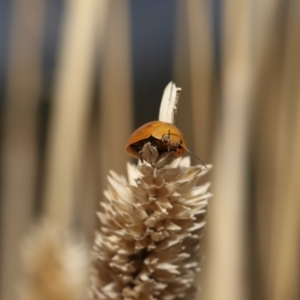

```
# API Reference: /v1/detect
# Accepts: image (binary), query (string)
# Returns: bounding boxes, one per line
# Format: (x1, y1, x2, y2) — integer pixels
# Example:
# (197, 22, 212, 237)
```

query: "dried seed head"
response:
(89, 157, 212, 300)
(19, 222, 89, 300)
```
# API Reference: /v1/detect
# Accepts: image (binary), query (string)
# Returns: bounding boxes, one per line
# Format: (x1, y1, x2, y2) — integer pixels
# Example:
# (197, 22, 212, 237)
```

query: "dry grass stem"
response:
(206, 0, 253, 299)
(0, 1, 45, 299)
(98, 0, 132, 181)
(43, 0, 101, 227)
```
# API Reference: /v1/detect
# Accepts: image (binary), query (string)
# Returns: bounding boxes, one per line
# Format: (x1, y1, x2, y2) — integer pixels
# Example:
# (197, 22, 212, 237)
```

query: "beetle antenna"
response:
(182, 145, 207, 168)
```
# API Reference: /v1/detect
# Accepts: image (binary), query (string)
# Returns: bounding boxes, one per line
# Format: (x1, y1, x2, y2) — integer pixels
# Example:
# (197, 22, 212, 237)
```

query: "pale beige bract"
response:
(89, 157, 212, 300)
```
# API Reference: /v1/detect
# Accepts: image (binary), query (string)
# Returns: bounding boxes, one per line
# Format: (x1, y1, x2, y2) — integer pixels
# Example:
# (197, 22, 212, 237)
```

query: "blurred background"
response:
(0, 0, 300, 299)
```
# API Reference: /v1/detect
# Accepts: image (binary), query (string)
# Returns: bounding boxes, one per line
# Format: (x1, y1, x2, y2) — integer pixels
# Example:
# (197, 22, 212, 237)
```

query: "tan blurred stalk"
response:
(186, 0, 213, 163)
(174, 2, 213, 298)
(43, 0, 105, 227)
(98, 0, 132, 192)
(78, 120, 101, 244)
(174, 0, 213, 163)
(270, 94, 300, 300)
(250, 1, 281, 299)
(75, 0, 110, 245)
(173, 2, 195, 157)
(0, 2, 45, 300)
(250, 1, 300, 299)
(19, 1, 110, 298)
(267, 2, 300, 299)
(206, 0, 253, 299)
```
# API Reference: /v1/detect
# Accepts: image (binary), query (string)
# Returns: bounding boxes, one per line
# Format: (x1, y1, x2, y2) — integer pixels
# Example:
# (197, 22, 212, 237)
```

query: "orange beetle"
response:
(126, 121, 186, 160)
